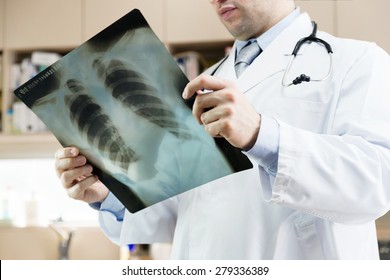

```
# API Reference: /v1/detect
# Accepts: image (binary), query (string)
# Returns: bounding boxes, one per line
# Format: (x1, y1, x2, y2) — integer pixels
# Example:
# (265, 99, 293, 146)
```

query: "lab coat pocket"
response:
(266, 97, 328, 133)
(294, 214, 325, 259)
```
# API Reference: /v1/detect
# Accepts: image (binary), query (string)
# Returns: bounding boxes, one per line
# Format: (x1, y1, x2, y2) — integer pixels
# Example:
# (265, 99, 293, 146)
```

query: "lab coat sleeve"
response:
(119, 197, 178, 245)
(98, 195, 178, 245)
(267, 44, 390, 225)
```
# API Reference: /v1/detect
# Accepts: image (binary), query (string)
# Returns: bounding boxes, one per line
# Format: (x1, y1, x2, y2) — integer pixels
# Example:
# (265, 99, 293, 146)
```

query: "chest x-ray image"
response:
(14, 9, 252, 213)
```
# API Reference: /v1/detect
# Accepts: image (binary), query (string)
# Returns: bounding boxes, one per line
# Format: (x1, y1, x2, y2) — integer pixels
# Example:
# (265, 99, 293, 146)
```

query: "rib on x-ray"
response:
(93, 59, 191, 140)
(65, 79, 139, 171)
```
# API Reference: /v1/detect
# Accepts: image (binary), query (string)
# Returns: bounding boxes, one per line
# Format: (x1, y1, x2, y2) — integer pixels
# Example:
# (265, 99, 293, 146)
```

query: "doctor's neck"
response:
(213, 0, 296, 41)
(242, 5, 296, 40)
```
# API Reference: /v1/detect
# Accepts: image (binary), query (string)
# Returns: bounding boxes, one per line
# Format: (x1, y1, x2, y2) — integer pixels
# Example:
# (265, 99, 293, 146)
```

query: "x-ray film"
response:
(14, 9, 253, 213)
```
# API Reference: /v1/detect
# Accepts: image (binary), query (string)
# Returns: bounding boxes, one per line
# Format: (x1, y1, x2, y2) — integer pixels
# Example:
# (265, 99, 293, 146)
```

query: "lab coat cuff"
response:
(244, 114, 280, 176)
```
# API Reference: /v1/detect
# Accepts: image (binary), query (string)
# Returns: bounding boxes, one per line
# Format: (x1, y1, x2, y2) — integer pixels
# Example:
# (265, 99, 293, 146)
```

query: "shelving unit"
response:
(0, 0, 83, 158)
(169, 40, 234, 75)
(0, 0, 233, 159)
(0, 47, 70, 158)
(0, 0, 166, 159)
(0, 133, 61, 159)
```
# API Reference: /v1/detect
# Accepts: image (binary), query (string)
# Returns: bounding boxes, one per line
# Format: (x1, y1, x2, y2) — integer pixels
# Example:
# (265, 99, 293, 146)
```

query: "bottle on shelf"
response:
(0, 186, 22, 226)
(24, 190, 46, 226)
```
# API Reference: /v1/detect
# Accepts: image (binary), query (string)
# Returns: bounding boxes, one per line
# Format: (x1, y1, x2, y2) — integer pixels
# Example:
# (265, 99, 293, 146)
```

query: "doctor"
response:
(55, 0, 390, 259)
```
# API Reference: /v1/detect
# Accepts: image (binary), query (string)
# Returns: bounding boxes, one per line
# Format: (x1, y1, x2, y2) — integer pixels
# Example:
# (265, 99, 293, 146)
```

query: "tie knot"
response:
(235, 41, 262, 77)
(236, 41, 261, 65)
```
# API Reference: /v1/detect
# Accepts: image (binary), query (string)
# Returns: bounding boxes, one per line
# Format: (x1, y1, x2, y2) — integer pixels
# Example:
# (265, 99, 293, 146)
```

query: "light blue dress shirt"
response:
(241, 8, 301, 176)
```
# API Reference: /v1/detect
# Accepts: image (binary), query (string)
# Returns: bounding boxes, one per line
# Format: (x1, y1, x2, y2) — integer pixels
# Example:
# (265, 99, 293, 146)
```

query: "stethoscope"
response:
(210, 21, 333, 87)
(281, 21, 333, 87)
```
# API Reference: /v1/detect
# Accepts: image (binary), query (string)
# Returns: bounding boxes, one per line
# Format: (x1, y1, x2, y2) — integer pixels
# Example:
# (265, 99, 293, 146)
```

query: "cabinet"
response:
(0, 0, 3, 48)
(83, 0, 164, 41)
(296, 0, 336, 35)
(165, 0, 231, 44)
(4, 0, 82, 49)
(1, 0, 82, 158)
(336, 0, 390, 53)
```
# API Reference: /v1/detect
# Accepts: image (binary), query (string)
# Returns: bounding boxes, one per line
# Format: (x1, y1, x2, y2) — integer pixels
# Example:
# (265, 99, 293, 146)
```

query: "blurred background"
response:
(0, 0, 389, 260)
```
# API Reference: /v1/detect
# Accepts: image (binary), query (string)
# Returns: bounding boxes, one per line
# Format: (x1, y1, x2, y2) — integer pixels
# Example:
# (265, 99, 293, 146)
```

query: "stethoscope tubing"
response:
(281, 21, 333, 87)
(210, 22, 333, 87)
(281, 50, 333, 87)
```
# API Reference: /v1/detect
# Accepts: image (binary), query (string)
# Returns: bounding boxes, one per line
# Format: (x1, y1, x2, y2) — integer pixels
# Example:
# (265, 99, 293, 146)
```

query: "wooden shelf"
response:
(0, 133, 61, 159)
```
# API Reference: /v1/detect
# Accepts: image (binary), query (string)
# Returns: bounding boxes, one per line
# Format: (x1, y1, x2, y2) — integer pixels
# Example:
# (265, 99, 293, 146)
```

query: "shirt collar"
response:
(236, 8, 301, 54)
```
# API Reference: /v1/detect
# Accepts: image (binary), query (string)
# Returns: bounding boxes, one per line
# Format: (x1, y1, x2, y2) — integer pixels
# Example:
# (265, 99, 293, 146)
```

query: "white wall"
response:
(0, 159, 97, 225)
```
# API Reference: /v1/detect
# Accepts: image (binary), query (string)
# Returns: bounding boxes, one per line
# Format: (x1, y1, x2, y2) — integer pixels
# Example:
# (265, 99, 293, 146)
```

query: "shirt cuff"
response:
(90, 192, 125, 221)
(244, 114, 280, 176)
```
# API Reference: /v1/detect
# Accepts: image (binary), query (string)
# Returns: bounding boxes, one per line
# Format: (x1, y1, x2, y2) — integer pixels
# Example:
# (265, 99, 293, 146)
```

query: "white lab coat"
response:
(99, 13, 390, 259)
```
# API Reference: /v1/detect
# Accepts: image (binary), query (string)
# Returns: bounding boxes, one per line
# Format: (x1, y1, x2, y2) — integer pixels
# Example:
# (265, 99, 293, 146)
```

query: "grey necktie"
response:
(234, 41, 262, 77)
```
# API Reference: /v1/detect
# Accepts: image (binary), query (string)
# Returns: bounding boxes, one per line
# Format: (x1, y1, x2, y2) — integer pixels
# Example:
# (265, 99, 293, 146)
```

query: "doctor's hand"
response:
(182, 74, 261, 150)
(54, 147, 109, 204)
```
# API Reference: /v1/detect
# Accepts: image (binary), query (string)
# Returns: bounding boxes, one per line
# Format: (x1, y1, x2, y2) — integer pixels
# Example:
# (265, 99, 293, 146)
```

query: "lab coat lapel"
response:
(234, 13, 315, 93)
(211, 47, 237, 81)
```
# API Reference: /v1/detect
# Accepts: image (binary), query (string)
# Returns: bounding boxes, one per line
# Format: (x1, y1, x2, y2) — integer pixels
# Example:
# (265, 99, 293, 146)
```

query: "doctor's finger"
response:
(60, 164, 93, 189)
(200, 104, 232, 125)
(192, 93, 223, 124)
(66, 174, 99, 201)
(55, 155, 87, 177)
(182, 74, 226, 99)
(204, 119, 224, 138)
(54, 147, 79, 159)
